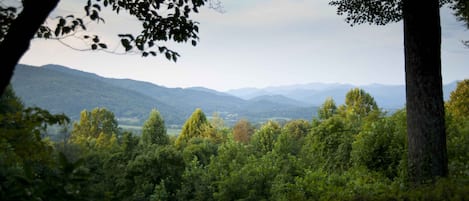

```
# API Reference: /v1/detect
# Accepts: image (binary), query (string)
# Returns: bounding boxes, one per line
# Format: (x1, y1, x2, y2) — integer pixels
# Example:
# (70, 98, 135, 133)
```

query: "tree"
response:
(302, 116, 354, 171)
(176, 108, 210, 146)
(141, 109, 169, 146)
(0, 0, 60, 96)
(232, 119, 255, 144)
(125, 146, 185, 201)
(329, 0, 449, 183)
(0, 85, 23, 115)
(274, 120, 310, 156)
(351, 117, 406, 179)
(451, 0, 469, 46)
(342, 88, 378, 118)
(70, 107, 119, 149)
(445, 79, 469, 177)
(251, 121, 281, 154)
(0, 86, 69, 166)
(318, 97, 337, 120)
(446, 79, 469, 119)
(0, 0, 219, 96)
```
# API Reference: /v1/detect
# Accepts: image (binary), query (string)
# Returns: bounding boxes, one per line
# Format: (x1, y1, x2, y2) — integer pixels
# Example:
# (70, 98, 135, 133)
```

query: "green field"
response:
(120, 125, 180, 136)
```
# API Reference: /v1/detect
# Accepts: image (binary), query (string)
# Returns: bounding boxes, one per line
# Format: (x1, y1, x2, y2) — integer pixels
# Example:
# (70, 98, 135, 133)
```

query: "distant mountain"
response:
(249, 95, 309, 107)
(11, 64, 315, 126)
(227, 82, 458, 109)
(226, 88, 271, 100)
(12, 64, 458, 127)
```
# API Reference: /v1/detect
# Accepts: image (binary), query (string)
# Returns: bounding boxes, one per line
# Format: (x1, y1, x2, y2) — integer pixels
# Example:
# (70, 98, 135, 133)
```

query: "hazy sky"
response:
(19, 0, 469, 91)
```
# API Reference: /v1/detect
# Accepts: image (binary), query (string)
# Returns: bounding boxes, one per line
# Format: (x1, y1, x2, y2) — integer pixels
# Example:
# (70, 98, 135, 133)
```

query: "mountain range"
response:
(11, 64, 458, 127)
(226, 81, 457, 109)
(11, 64, 316, 126)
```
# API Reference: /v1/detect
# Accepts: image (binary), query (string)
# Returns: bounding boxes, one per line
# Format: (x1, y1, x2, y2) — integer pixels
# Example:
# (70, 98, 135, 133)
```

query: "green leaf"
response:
(165, 52, 171, 60)
(142, 52, 149, 57)
(191, 40, 197, 46)
(91, 44, 97, 50)
(93, 36, 99, 43)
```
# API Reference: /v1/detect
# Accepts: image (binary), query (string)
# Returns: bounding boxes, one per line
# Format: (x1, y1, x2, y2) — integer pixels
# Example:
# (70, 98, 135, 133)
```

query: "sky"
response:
(19, 0, 469, 91)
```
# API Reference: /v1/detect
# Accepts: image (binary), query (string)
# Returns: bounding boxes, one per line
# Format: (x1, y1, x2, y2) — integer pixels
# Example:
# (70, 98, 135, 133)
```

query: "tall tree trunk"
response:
(0, 0, 60, 95)
(403, 0, 448, 184)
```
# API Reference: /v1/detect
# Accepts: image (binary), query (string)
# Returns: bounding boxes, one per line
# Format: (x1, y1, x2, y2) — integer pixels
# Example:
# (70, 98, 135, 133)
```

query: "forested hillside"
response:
(11, 64, 315, 126)
(1, 81, 468, 201)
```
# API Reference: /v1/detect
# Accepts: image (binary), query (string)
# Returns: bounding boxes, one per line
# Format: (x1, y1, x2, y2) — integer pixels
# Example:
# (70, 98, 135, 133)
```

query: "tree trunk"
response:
(403, 0, 448, 184)
(0, 0, 60, 96)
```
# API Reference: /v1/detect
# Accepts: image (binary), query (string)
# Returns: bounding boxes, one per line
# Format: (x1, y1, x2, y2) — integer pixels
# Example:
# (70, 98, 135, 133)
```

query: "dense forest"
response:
(1, 80, 468, 201)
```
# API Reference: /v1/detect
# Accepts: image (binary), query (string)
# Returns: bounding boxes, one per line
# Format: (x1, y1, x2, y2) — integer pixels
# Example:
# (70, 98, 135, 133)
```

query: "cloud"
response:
(198, 0, 335, 28)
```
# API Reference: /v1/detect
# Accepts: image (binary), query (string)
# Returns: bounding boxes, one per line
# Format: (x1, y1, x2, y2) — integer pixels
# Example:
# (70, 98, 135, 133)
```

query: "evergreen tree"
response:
(141, 109, 169, 146)
(176, 108, 210, 146)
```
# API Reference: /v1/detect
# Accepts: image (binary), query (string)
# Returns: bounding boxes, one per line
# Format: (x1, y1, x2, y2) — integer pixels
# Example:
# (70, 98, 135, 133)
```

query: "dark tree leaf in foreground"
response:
(0, 0, 214, 95)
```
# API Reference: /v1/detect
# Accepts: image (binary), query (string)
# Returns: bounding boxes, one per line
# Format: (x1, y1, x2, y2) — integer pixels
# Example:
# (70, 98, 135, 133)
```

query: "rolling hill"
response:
(11, 64, 316, 126)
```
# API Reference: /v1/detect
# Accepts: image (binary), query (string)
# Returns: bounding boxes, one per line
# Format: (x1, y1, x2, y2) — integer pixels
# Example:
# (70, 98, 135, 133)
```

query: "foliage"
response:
(0, 85, 23, 114)
(126, 145, 184, 201)
(351, 116, 406, 179)
(446, 79, 469, 119)
(340, 88, 379, 120)
(1, 0, 217, 60)
(141, 109, 169, 146)
(303, 116, 354, 171)
(274, 119, 310, 156)
(451, 0, 469, 29)
(70, 107, 119, 149)
(329, 0, 452, 26)
(176, 108, 210, 146)
(251, 120, 281, 154)
(2, 86, 469, 201)
(318, 97, 337, 120)
(232, 118, 255, 143)
(446, 79, 469, 177)
(182, 137, 218, 166)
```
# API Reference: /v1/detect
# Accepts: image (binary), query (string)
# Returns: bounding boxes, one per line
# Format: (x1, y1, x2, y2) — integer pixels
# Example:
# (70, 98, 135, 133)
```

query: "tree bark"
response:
(403, 0, 448, 184)
(0, 0, 60, 96)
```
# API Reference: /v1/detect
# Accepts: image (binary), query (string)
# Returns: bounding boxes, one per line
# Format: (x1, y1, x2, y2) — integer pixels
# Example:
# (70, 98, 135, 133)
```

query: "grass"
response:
(119, 125, 180, 136)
